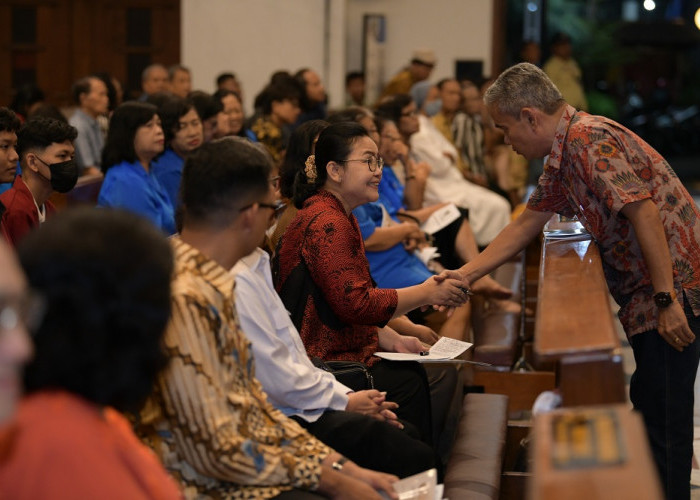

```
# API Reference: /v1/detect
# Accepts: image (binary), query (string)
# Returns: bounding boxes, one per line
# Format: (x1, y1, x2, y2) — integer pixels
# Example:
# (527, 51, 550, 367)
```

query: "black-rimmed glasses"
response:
(338, 156, 384, 172)
(239, 199, 287, 221)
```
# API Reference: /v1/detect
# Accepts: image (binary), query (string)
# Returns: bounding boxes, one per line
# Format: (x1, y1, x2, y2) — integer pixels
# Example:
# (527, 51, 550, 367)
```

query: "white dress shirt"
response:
(232, 248, 351, 422)
(410, 114, 511, 246)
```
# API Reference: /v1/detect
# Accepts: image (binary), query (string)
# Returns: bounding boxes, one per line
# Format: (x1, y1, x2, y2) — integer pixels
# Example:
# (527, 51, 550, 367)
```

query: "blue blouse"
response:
(352, 202, 432, 289)
(377, 165, 406, 216)
(98, 159, 176, 235)
(151, 148, 184, 208)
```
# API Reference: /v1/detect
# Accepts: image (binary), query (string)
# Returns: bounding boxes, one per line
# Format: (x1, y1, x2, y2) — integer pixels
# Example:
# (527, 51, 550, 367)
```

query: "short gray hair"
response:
(484, 63, 564, 118)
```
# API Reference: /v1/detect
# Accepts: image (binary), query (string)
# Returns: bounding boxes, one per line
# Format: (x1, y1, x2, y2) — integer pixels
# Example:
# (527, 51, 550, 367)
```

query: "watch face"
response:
(654, 292, 673, 308)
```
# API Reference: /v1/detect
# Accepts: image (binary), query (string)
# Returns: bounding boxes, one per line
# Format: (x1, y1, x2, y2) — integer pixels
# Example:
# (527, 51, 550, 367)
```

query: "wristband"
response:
(332, 456, 348, 471)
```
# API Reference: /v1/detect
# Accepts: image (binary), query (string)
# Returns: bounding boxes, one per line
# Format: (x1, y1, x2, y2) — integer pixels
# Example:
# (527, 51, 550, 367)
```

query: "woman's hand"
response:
(421, 275, 469, 308)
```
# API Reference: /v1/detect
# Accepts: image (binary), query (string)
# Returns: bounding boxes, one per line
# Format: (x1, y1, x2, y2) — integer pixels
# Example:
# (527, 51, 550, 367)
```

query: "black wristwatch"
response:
(653, 290, 677, 308)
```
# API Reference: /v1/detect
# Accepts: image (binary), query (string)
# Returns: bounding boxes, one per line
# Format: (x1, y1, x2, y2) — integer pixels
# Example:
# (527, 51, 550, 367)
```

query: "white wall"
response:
(182, 0, 338, 111)
(181, 0, 493, 111)
(345, 0, 494, 84)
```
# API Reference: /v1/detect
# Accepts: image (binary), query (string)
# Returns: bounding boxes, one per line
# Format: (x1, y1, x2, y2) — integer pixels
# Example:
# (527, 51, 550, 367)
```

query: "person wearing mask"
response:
(0, 117, 78, 247)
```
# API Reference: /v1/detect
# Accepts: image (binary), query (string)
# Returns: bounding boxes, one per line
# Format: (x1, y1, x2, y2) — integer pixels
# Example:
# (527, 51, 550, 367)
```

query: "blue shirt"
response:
(377, 165, 407, 216)
(98, 159, 176, 234)
(151, 148, 183, 208)
(352, 202, 432, 289)
(0, 162, 21, 195)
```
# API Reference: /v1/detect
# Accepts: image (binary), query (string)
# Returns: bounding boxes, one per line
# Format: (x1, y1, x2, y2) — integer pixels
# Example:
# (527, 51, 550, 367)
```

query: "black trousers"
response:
(629, 295, 700, 500)
(292, 409, 435, 478)
(369, 360, 433, 445)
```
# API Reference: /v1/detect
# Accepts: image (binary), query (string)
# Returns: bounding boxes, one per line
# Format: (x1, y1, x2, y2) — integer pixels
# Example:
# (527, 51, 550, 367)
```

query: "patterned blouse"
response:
(273, 190, 398, 366)
(135, 237, 331, 499)
(528, 104, 700, 336)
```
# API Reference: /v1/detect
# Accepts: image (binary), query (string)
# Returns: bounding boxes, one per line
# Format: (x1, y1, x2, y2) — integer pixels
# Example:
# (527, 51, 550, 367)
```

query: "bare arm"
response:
(620, 199, 694, 350)
(364, 222, 422, 251)
(458, 208, 553, 285)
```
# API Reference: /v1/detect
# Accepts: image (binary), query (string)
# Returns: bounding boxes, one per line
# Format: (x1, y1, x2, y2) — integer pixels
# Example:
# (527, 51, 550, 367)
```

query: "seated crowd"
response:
(0, 50, 526, 499)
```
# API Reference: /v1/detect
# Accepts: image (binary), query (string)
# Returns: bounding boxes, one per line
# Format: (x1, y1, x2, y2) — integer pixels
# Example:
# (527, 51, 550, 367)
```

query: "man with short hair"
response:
(294, 68, 327, 126)
(380, 49, 436, 101)
(450, 62, 700, 499)
(168, 64, 192, 98)
(0, 118, 78, 247)
(139, 64, 169, 101)
(136, 137, 398, 499)
(69, 76, 108, 176)
(216, 72, 242, 95)
(345, 71, 365, 107)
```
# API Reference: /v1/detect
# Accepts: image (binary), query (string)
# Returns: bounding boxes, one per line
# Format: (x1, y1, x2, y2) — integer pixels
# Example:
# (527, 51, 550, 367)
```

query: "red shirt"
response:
(0, 391, 182, 500)
(0, 176, 56, 247)
(274, 190, 398, 365)
(528, 104, 700, 336)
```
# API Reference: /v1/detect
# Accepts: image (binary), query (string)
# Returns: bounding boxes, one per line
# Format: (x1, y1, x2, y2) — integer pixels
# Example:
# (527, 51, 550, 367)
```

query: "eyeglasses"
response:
(239, 199, 287, 221)
(339, 156, 384, 172)
(0, 291, 46, 336)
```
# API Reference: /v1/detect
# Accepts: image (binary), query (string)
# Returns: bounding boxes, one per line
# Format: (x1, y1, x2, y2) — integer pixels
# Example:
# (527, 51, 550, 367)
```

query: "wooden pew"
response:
(533, 226, 626, 407)
(528, 219, 661, 499)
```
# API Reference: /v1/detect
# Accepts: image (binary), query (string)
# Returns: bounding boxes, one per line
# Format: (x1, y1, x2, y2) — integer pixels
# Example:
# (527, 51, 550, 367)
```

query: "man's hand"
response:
(658, 300, 695, 351)
(346, 390, 402, 428)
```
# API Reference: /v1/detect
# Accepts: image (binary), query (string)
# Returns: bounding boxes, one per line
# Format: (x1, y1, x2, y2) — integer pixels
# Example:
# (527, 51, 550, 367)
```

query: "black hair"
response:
(71, 76, 100, 106)
(158, 96, 197, 145)
(10, 84, 45, 119)
(256, 83, 301, 116)
(292, 121, 368, 209)
(28, 104, 68, 124)
(280, 119, 328, 200)
(16, 117, 77, 159)
(180, 137, 272, 227)
(436, 78, 457, 90)
(189, 90, 222, 121)
(345, 71, 365, 87)
(93, 72, 120, 112)
(0, 107, 21, 134)
(145, 92, 174, 110)
(19, 208, 173, 413)
(326, 107, 373, 125)
(213, 90, 249, 138)
(374, 94, 413, 124)
(101, 102, 158, 172)
(216, 72, 235, 87)
(168, 64, 190, 80)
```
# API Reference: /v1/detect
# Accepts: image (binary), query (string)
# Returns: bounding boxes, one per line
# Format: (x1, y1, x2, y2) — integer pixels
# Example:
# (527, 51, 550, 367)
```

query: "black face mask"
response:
(35, 156, 79, 193)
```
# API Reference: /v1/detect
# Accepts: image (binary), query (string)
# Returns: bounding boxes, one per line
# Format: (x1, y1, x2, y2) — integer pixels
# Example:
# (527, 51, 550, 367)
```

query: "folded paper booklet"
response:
(379, 468, 443, 500)
(421, 203, 461, 235)
(374, 336, 472, 362)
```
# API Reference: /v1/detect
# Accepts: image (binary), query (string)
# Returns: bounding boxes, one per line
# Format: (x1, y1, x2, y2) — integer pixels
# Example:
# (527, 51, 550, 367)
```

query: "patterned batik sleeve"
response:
(158, 292, 331, 490)
(580, 134, 651, 216)
(302, 212, 398, 325)
(526, 166, 570, 215)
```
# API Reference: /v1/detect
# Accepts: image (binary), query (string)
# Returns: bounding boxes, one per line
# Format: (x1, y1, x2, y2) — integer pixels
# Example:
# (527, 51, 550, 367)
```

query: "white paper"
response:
(414, 246, 440, 265)
(374, 336, 472, 362)
(421, 203, 461, 235)
(383, 468, 441, 500)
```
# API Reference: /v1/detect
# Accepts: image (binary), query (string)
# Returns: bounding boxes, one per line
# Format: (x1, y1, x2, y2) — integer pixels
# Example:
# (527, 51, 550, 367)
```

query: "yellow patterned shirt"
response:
(136, 236, 331, 499)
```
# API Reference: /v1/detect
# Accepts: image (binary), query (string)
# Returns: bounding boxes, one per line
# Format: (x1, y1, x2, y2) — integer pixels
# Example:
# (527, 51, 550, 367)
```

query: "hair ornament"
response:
(304, 155, 317, 184)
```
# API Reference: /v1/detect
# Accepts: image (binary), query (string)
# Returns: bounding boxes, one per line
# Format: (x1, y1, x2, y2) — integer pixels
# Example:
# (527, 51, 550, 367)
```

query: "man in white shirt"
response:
(232, 246, 436, 478)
